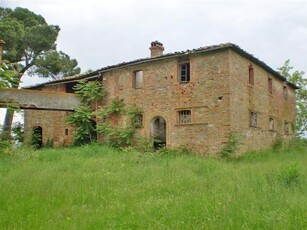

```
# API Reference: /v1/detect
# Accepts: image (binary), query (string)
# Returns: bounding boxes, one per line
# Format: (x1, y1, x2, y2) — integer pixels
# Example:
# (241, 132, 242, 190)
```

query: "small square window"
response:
(268, 78, 273, 94)
(133, 70, 143, 89)
(249, 64, 254, 85)
(132, 114, 143, 128)
(269, 117, 274, 130)
(179, 63, 190, 83)
(283, 86, 288, 100)
(250, 111, 257, 127)
(178, 110, 191, 124)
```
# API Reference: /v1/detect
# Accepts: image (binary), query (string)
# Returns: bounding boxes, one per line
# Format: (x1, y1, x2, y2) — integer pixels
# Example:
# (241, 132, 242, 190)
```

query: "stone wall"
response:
(229, 50, 295, 153)
(101, 50, 231, 155)
(24, 84, 75, 147)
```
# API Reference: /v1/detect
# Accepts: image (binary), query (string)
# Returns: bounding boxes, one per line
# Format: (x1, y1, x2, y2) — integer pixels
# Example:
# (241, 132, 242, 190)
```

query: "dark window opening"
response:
(132, 114, 143, 128)
(179, 63, 190, 83)
(65, 128, 69, 136)
(283, 86, 288, 100)
(66, 82, 77, 93)
(249, 64, 254, 85)
(178, 110, 191, 124)
(250, 111, 257, 127)
(268, 78, 273, 94)
(284, 121, 290, 135)
(90, 120, 97, 142)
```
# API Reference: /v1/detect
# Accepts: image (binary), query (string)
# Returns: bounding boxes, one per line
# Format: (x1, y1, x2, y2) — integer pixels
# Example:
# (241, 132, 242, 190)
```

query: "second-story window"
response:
(133, 70, 143, 89)
(249, 64, 254, 86)
(268, 78, 273, 94)
(283, 86, 288, 100)
(179, 63, 190, 83)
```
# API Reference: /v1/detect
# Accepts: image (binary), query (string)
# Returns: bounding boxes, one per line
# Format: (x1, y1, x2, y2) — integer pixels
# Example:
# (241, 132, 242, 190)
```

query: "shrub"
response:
(219, 133, 239, 159)
(31, 127, 42, 149)
(272, 137, 284, 151)
(277, 165, 300, 188)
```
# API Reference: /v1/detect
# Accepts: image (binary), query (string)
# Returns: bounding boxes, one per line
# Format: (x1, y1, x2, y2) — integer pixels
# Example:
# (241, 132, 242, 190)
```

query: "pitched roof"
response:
(24, 43, 298, 89)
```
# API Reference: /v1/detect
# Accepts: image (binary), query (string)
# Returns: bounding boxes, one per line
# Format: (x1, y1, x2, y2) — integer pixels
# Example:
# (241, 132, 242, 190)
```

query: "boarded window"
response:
(132, 114, 143, 128)
(250, 111, 257, 127)
(283, 86, 288, 100)
(178, 110, 191, 124)
(269, 117, 274, 130)
(249, 64, 254, 85)
(268, 78, 273, 94)
(179, 63, 190, 83)
(133, 70, 143, 89)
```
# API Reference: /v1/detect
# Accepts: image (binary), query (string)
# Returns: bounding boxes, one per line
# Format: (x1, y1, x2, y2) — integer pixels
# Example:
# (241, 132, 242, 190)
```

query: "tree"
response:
(0, 7, 81, 133)
(0, 61, 19, 88)
(278, 60, 307, 135)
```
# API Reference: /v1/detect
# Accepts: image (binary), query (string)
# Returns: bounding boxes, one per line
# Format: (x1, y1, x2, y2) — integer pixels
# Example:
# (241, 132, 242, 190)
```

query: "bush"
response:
(31, 127, 42, 149)
(277, 165, 300, 187)
(272, 137, 284, 151)
(219, 133, 239, 159)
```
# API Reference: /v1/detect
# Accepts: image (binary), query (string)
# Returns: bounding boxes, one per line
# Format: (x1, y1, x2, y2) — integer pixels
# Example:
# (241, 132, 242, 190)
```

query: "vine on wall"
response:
(68, 80, 143, 148)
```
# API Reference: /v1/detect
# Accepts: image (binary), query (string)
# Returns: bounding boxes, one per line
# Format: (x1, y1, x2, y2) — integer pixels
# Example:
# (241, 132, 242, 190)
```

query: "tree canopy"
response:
(0, 61, 18, 88)
(0, 7, 81, 80)
(0, 7, 81, 133)
(278, 60, 307, 135)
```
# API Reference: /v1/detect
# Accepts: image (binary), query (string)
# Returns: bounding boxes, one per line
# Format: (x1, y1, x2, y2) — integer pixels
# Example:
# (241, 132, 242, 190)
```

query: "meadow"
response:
(0, 141, 306, 229)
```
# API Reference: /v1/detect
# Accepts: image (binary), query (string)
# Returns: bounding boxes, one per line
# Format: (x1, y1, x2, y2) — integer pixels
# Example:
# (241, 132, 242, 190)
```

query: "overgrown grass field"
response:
(0, 142, 307, 229)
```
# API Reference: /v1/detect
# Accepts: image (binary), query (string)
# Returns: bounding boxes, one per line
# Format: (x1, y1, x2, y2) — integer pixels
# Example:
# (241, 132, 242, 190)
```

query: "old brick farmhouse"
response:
(23, 42, 297, 155)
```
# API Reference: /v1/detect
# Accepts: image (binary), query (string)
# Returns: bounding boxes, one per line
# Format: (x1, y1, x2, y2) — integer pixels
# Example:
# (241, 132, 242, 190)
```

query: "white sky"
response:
(1, 0, 307, 125)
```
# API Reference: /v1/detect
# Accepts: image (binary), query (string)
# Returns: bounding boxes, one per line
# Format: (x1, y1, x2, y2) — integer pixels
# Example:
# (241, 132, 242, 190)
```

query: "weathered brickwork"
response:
(229, 50, 295, 153)
(23, 43, 296, 155)
(24, 84, 75, 147)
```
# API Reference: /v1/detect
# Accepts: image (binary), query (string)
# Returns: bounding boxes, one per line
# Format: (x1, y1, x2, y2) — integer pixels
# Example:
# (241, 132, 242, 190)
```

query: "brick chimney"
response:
(0, 40, 5, 63)
(150, 41, 164, 58)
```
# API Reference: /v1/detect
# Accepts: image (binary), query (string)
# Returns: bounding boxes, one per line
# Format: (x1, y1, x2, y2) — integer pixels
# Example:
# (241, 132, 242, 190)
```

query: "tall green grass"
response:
(0, 142, 306, 229)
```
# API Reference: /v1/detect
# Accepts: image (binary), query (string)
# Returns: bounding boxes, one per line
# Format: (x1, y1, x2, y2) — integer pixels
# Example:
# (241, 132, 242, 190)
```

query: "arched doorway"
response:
(32, 126, 43, 149)
(151, 116, 166, 149)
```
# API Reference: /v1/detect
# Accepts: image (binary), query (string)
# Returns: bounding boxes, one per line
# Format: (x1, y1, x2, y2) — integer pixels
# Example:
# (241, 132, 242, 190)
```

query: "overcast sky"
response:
(1, 0, 307, 123)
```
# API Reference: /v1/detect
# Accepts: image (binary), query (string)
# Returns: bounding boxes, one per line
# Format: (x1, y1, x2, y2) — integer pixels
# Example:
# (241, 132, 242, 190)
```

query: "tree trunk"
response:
(2, 108, 14, 139)
(2, 75, 22, 137)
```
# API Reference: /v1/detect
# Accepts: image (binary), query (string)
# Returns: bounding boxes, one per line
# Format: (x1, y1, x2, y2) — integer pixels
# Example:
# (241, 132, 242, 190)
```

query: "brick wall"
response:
(229, 50, 295, 153)
(101, 50, 231, 155)
(24, 84, 75, 147)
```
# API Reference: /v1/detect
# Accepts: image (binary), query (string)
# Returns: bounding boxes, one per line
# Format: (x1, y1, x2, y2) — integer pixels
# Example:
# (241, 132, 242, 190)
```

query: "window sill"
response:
(249, 126, 260, 129)
(175, 122, 208, 126)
